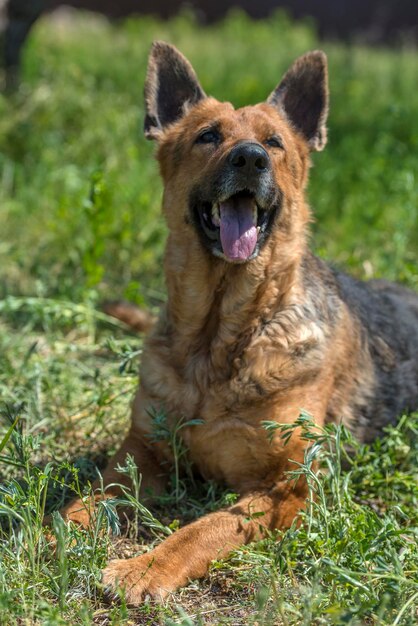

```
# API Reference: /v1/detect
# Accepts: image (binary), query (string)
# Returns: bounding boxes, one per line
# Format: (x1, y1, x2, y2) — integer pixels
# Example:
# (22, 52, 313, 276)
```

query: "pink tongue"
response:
(219, 197, 257, 261)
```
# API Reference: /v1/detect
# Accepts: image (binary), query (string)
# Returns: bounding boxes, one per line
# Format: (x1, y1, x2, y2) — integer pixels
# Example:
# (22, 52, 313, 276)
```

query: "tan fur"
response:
(59, 46, 375, 604)
(102, 301, 156, 332)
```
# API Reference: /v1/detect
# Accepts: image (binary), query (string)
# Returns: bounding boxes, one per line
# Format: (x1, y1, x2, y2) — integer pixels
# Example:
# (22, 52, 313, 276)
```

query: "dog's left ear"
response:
(144, 41, 206, 140)
(268, 51, 328, 151)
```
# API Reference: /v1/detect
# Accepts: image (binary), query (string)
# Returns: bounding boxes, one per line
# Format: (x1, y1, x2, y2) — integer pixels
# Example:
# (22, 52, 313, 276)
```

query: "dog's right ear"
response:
(144, 41, 206, 140)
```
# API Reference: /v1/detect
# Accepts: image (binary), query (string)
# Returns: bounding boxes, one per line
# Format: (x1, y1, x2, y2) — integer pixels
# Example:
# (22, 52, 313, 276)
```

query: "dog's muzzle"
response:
(191, 142, 281, 263)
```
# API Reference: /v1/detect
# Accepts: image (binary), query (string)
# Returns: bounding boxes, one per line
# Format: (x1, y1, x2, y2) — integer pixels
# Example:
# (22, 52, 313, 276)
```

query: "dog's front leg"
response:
(59, 424, 168, 529)
(102, 477, 308, 604)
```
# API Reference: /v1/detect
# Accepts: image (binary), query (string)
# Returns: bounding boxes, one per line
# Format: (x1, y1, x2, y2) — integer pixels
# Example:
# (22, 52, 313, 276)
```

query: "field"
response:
(0, 9, 417, 625)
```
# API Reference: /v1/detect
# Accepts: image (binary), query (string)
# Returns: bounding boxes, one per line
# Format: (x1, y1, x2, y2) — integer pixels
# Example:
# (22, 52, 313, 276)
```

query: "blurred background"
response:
(2, 0, 418, 83)
(0, 0, 417, 309)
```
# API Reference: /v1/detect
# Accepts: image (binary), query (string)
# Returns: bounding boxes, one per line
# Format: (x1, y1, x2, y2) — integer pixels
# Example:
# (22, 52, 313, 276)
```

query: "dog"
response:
(59, 42, 418, 604)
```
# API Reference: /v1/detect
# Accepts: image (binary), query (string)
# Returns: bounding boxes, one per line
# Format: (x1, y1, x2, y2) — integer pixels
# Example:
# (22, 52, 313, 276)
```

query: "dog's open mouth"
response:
(194, 190, 274, 262)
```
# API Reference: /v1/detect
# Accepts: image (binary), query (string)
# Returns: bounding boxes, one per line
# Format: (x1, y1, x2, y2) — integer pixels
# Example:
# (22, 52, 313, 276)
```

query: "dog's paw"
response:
(102, 552, 177, 604)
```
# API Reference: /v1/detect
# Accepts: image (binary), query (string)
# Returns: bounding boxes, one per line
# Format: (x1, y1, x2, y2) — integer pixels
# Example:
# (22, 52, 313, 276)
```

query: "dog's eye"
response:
(196, 129, 220, 144)
(265, 136, 284, 149)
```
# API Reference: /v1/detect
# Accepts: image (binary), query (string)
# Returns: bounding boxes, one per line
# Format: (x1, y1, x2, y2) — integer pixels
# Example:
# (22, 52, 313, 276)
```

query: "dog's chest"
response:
(179, 403, 280, 489)
(141, 355, 290, 489)
(139, 311, 326, 488)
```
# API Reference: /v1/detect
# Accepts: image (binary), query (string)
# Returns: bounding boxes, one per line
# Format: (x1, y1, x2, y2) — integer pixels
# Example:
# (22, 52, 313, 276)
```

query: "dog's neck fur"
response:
(161, 198, 310, 376)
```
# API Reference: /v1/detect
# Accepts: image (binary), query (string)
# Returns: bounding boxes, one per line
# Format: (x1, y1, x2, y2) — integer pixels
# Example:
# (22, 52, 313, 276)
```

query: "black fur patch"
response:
(303, 254, 418, 441)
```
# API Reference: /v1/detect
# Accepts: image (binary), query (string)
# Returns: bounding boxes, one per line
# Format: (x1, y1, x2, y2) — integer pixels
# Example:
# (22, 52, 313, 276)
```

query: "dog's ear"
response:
(144, 41, 206, 140)
(267, 51, 328, 151)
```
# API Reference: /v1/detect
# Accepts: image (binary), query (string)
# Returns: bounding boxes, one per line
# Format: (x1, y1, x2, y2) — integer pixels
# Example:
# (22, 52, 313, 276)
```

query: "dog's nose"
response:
(229, 143, 269, 175)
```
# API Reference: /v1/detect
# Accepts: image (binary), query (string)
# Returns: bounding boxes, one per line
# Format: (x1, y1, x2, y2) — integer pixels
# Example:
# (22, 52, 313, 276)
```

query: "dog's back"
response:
(330, 264, 418, 440)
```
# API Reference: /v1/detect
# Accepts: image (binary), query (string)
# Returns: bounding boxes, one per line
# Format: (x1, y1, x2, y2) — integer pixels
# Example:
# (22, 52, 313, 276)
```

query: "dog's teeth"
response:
(256, 226, 260, 234)
(253, 206, 258, 225)
(212, 204, 220, 226)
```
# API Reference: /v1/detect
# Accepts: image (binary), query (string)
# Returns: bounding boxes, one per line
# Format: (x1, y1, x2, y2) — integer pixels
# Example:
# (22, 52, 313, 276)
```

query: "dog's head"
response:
(144, 42, 328, 264)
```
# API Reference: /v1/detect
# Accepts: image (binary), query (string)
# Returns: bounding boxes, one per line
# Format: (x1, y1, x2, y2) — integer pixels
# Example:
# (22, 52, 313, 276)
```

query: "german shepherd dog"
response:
(60, 43, 418, 603)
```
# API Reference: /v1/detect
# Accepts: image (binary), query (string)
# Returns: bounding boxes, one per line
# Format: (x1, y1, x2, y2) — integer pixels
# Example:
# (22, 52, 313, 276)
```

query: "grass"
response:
(0, 8, 417, 625)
